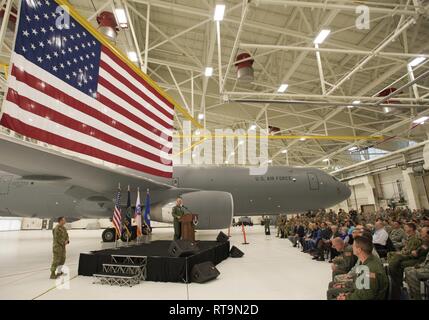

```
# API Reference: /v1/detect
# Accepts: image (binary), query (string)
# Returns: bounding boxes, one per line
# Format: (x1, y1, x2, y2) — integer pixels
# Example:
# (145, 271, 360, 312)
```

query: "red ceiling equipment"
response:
(235, 52, 254, 82)
(377, 87, 400, 114)
(96, 11, 119, 42)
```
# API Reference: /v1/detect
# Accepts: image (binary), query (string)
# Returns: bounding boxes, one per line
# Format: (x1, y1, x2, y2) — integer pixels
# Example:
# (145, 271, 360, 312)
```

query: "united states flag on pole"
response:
(113, 186, 122, 239)
(0, 0, 173, 178)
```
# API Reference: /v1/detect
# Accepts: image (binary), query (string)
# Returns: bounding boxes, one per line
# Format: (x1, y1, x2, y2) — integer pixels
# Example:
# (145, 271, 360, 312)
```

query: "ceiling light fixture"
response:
(313, 29, 331, 44)
(347, 100, 361, 108)
(114, 8, 128, 28)
(413, 116, 429, 124)
(408, 56, 426, 67)
(127, 51, 138, 62)
(277, 84, 289, 93)
(214, 4, 226, 21)
(204, 67, 213, 77)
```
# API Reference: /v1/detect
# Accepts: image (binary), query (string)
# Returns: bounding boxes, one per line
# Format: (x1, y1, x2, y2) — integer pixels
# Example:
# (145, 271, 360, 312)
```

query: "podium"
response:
(181, 213, 198, 242)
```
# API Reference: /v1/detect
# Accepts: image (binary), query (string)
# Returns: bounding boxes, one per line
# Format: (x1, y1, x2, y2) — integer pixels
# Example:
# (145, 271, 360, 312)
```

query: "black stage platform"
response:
(78, 240, 230, 283)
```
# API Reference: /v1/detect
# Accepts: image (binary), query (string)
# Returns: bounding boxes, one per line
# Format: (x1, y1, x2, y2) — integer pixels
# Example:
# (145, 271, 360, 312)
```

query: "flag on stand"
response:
(134, 188, 142, 237)
(123, 185, 132, 238)
(112, 186, 122, 240)
(0, 0, 173, 178)
(144, 189, 151, 227)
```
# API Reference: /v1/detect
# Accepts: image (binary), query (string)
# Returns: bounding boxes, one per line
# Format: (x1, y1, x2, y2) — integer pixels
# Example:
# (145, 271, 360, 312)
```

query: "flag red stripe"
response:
(0, 114, 173, 178)
(100, 60, 174, 120)
(101, 47, 174, 111)
(98, 76, 173, 130)
(6, 89, 172, 165)
(10, 65, 172, 149)
(96, 93, 171, 141)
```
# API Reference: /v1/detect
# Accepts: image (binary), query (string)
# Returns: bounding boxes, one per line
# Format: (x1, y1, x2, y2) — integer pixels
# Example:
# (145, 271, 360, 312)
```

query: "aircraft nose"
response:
(339, 181, 351, 200)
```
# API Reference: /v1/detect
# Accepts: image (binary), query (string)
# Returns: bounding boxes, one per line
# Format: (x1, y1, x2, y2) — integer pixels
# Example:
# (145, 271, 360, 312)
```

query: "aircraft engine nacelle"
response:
(154, 191, 234, 230)
(182, 191, 234, 229)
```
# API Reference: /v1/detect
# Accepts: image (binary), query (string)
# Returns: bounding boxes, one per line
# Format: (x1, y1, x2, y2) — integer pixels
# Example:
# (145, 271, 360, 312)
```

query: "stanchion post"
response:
(241, 223, 249, 245)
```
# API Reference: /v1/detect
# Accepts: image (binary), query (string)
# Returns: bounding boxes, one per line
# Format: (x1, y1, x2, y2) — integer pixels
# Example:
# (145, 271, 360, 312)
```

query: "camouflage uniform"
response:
(387, 233, 422, 263)
(346, 254, 388, 300)
(404, 250, 429, 300)
(50, 224, 69, 277)
(331, 244, 356, 280)
(279, 217, 286, 238)
(389, 228, 406, 251)
(264, 216, 271, 234)
(387, 233, 422, 297)
(172, 205, 185, 240)
(327, 255, 388, 300)
(276, 216, 283, 237)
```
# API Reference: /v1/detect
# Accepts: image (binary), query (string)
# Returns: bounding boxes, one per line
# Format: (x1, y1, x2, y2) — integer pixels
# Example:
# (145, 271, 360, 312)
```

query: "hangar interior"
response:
(1, 0, 429, 300)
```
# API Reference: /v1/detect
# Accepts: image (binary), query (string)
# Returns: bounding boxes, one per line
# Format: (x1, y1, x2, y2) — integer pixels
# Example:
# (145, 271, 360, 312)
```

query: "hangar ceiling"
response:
(1, 0, 429, 171)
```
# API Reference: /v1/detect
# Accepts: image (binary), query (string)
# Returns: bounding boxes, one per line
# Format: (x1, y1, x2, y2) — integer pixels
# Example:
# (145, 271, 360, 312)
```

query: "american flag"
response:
(113, 187, 122, 239)
(0, 0, 173, 178)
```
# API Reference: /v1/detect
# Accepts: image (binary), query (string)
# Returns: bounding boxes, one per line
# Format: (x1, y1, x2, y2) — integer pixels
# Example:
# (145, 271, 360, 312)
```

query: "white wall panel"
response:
(0, 218, 22, 231)
(377, 168, 406, 201)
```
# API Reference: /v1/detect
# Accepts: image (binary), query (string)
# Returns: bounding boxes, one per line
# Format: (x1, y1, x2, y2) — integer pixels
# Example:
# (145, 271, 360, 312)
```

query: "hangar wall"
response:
(330, 141, 429, 213)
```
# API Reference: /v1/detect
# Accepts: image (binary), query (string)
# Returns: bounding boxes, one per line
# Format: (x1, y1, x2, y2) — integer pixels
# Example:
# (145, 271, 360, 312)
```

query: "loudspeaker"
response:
(216, 231, 229, 243)
(168, 240, 199, 257)
(230, 246, 244, 258)
(191, 261, 220, 283)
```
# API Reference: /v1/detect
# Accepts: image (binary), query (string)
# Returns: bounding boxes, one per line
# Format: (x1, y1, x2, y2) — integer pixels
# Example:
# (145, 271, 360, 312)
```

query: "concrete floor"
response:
(0, 226, 331, 300)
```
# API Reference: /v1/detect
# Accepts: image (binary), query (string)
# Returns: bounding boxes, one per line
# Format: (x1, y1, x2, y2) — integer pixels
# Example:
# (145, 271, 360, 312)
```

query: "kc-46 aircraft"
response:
(0, 134, 351, 242)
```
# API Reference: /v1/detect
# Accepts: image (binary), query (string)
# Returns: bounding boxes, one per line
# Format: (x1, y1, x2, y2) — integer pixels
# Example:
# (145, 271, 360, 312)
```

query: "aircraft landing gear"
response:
(102, 228, 116, 242)
(102, 226, 144, 242)
(142, 225, 152, 235)
(120, 226, 137, 242)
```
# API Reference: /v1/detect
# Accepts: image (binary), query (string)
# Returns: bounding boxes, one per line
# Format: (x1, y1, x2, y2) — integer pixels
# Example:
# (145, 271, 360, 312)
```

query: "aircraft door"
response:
(307, 173, 319, 190)
(172, 178, 179, 187)
(0, 175, 13, 195)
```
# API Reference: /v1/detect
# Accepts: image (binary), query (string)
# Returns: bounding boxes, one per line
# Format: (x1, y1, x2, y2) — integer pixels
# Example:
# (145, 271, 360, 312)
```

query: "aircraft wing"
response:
(0, 133, 173, 200)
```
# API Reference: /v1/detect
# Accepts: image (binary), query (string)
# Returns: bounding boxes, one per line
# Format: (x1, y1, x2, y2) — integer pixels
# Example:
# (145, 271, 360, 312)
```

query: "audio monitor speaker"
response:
(191, 261, 220, 283)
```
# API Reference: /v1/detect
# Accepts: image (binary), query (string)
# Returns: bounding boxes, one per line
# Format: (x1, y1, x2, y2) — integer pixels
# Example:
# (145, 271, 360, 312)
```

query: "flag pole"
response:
(115, 182, 121, 248)
(127, 185, 130, 247)
(137, 187, 140, 244)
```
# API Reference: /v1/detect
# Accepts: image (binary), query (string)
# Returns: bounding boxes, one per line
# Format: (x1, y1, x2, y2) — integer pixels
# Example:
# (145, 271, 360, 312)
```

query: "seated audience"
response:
(313, 222, 332, 261)
(373, 220, 389, 257)
(404, 227, 429, 300)
(330, 237, 356, 280)
(336, 236, 388, 300)
(389, 226, 429, 299)
(282, 206, 429, 300)
(389, 220, 406, 251)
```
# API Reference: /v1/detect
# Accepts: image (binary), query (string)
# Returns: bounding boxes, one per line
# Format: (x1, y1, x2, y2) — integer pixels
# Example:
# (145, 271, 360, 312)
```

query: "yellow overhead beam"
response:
(174, 134, 384, 141)
(54, 0, 202, 128)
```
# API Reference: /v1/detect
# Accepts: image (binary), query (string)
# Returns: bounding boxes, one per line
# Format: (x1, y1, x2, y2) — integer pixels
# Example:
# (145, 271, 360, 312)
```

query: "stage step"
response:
(92, 254, 148, 286)
(93, 272, 140, 287)
(111, 255, 147, 265)
(102, 262, 147, 280)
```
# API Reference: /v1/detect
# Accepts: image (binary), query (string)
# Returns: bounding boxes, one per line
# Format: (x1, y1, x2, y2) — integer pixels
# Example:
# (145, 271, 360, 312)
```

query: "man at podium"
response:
(172, 197, 185, 240)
